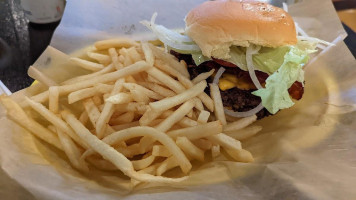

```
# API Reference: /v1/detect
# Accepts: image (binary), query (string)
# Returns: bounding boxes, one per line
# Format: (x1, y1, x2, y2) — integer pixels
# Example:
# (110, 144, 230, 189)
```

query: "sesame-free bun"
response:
(185, 1, 297, 59)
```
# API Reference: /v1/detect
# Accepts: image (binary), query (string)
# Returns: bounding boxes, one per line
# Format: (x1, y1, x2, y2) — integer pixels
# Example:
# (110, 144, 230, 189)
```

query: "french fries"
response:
(1, 96, 62, 150)
(149, 81, 207, 112)
(210, 83, 227, 125)
(0, 38, 260, 186)
(87, 52, 111, 65)
(94, 38, 139, 50)
(167, 121, 222, 140)
(70, 57, 105, 72)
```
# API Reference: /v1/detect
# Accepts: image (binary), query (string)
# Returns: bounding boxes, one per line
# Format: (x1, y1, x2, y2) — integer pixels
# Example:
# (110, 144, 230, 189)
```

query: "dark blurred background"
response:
(0, 0, 355, 92)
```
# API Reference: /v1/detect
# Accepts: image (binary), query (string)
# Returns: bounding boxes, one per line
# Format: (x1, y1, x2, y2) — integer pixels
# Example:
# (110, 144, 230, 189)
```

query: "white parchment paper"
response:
(1, 0, 356, 199)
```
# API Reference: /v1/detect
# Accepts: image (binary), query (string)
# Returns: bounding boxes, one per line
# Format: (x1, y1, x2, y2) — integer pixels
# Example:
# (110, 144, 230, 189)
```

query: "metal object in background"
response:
(0, 39, 11, 70)
(20, 0, 65, 24)
(0, 80, 12, 95)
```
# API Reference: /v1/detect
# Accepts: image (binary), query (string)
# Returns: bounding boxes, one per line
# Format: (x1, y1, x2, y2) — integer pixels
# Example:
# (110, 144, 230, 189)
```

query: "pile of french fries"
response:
(0, 38, 262, 185)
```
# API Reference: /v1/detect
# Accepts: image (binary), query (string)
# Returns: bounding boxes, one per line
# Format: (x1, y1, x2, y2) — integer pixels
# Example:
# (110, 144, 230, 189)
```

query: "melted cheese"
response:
(218, 73, 256, 91)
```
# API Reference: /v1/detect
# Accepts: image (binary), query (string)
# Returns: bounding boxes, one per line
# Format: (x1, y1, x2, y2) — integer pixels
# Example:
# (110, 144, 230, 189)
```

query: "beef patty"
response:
(171, 50, 304, 120)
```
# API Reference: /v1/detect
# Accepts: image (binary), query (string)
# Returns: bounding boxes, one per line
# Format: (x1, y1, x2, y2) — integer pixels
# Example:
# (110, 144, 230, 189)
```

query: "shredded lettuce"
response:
(226, 46, 248, 71)
(252, 46, 310, 114)
(227, 46, 292, 74)
(253, 46, 291, 74)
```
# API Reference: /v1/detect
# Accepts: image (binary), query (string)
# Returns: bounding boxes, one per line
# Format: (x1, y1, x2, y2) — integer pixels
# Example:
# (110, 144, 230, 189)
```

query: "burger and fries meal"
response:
(0, 0, 332, 187)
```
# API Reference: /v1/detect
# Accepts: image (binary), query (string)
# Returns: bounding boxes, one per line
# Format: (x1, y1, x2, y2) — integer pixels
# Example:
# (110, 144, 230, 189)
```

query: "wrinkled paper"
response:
(1, 0, 356, 199)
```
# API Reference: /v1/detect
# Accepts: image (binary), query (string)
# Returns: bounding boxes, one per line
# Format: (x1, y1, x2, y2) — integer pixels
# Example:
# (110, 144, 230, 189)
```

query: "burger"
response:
(142, 0, 330, 119)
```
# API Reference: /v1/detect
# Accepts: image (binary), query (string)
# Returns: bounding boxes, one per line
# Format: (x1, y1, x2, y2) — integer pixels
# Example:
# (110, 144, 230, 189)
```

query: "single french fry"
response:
(130, 88, 150, 103)
(78, 110, 89, 125)
(70, 57, 104, 71)
(132, 154, 156, 171)
(68, 87, 98, 104)
(210, 84, 227, 125)
(155, 99, 195, 132)
(83, 98, 101, 127)
(106, 92, 132, 104)
(48, 86, 59, 113)
(108, 48, 123, 70)
(152, 145, 172, 157)
(149, 81, 207, 112)
(192, 69, 215, 84)
(115, 143, 141, 158)
(187, 110, 193, 118)
(118, 55, 125, 63)
(156, 156, 178, 176)
(180, 60, 187, 68)
(87, 52, 111, 65)
(194, 98, 204, 111)
(225, 148, 254, 163)
(198, 93, 214, 112)
(142, 82, 176, 97)
(197, 110, 210, 124)
(127, 47, 142, 63)
(115, 102, 148, 113)
(123, 83, 163, 100)
(94, 38, 139, 50)
(211, 145, 220, 158)
(176, 137, 204, 162)
(94, 83, 114, 93)
(120, 48, 134, 66)
(192, 139, 213, 151)
(223, 115, 257, 132)
(167, 120, 222, 140)
(109, 111, 135, 125)
(61, 64, 115, 85)
(141, 42, 154, 66)
(139, 107, 163, 126)
(207, 133, 242, 150)
(160, 110, 199, 127)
